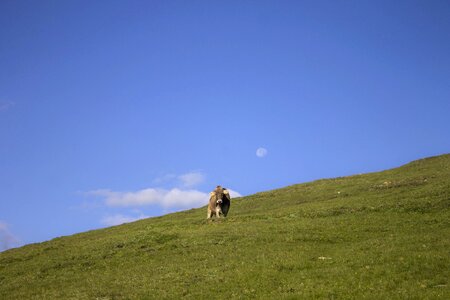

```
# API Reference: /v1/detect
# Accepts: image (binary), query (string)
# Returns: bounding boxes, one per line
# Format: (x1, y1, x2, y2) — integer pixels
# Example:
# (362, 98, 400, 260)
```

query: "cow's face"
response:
(215, 187, 224, 203)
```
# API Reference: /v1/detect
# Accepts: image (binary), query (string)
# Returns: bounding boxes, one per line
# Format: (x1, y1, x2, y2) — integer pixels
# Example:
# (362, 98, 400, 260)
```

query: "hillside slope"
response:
(1, 154, 449, 299)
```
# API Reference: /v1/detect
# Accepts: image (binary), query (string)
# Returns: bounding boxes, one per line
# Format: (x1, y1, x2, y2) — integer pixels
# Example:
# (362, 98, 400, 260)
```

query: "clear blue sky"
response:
(1, 0, 449, 250)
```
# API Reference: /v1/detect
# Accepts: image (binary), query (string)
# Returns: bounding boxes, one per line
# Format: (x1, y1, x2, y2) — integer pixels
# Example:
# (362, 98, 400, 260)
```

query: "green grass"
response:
(1, 154, 449, 299)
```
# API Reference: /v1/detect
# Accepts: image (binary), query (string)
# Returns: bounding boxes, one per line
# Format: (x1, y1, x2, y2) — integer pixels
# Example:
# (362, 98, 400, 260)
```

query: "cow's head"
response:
(214, 185, 224, 203)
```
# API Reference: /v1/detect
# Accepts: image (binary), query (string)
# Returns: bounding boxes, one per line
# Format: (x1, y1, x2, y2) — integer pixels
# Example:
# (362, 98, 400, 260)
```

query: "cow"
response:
(207, 186, 231, 219)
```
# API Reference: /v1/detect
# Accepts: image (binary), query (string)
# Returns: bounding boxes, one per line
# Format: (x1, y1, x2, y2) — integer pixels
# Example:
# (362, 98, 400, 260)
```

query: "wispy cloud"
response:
(153, 171, 205, 188)
(0, 221, 19, 251)
(0, 100, 15, 112)
(152, 174, 177, 185)
(101, 213, 149, 226)
(179, 171, 205, 187)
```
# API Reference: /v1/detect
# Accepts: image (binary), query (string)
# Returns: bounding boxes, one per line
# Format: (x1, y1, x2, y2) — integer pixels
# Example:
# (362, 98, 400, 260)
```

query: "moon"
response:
(256, 147, 268, 158)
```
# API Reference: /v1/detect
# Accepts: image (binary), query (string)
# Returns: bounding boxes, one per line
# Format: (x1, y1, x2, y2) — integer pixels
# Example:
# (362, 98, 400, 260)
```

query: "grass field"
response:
(1, 154, 449, 299)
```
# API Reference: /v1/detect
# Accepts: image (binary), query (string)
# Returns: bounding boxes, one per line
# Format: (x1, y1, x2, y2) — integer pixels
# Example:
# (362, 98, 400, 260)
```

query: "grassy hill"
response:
(1, 154, 449, 299)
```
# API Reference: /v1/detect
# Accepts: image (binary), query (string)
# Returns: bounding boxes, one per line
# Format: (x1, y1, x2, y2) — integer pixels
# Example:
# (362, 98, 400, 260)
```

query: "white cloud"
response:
(256, 147, 268, 158)
(101, 213, 149, 226)
(0, 221, 19, 251)
(88, 188, 209, 209)
(88, 186, 242, 211)
(162, 188, 209, 208)
(84, 171, 243, 226)
(178, 171, 205, 187)
(89, 188, 164, 206)
(0, 100, 14, 112)
(227, 188, 243, 198)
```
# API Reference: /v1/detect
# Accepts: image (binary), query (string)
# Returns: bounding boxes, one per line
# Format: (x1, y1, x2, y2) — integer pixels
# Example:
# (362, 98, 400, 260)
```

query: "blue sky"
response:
(1, 0, 449, 250)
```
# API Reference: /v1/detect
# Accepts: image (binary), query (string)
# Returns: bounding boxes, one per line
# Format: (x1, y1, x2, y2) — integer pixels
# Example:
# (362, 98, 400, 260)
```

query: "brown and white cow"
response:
(207, 186, 231, 219)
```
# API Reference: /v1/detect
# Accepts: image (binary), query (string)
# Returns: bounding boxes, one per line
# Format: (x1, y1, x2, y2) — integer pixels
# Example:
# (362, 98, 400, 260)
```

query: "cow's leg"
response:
(215, 208, 221, 218)
(207, 208, 211, 219)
